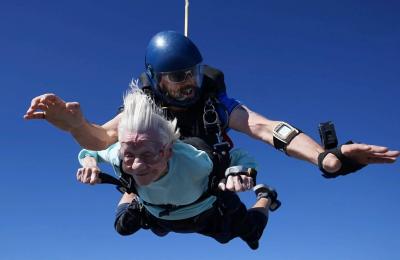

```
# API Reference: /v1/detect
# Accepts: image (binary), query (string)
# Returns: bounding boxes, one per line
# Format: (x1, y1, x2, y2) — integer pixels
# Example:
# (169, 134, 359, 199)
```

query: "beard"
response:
(163, 84, 198, 101)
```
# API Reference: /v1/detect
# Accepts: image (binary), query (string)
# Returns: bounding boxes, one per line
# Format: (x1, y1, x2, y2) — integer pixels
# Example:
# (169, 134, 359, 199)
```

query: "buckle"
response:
(213, 142, 230, 155)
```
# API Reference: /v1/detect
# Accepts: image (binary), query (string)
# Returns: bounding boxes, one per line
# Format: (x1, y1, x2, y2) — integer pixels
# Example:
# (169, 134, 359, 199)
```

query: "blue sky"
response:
(2, 0, 400, 259)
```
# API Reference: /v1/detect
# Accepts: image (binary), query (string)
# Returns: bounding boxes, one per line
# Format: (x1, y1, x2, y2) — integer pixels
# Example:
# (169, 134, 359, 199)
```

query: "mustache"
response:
(164, 85, 197, 100)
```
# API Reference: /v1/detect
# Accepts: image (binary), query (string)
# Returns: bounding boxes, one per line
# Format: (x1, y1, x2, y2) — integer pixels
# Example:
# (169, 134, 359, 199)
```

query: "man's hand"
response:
(24, 93, 85, 132)
(341, 143, 399, 164)
(321, 142, 399, 175)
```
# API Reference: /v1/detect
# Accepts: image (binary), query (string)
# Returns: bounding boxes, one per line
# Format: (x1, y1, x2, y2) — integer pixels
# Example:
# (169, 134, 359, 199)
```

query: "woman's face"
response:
(119, 131, 171, 186)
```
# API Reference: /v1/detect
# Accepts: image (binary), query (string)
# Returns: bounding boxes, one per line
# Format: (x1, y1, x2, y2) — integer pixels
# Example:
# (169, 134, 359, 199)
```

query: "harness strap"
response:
(181, 137, 230, 194)
(97, 163, 138, 194)
(141, 192, 213, 217)
(200, 97, 232, 191)
(98, 172, 134, 194)
(118, 162, 138, 194)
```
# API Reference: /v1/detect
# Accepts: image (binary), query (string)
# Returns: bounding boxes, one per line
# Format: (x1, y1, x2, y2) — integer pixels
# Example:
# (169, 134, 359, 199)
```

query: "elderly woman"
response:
(77, 88, 279, 250)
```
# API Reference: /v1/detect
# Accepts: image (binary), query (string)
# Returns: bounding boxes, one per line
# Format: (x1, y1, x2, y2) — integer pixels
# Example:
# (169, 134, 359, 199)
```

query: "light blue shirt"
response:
(78, 140, 257, 220)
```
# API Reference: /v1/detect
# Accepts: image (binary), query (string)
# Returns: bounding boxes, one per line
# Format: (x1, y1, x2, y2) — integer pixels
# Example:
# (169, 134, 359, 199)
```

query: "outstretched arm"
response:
(229, 105, 324, 163)
(24, 93, 119, 150)
(229, 105, 399, 175)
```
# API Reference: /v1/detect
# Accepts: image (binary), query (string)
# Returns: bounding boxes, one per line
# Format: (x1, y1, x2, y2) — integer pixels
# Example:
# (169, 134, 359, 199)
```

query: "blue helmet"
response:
(145, 31, 204, 107)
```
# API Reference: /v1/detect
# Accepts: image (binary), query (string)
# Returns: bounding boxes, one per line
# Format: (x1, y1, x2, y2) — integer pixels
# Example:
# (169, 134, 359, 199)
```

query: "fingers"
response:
(218, 182, 226, 191)
(342, 143, 394, 155)
(26, 94, 56, 111)
(218, 178, 227, 191)
(25, 93, 66, 117)
(23, 111, 46, 120)
(26, 95, 46, 114)
(367, 145, 390, 153)
(341, 143, 372, 154)
(371, 150, 400, 158)
(225, 175, 254, 192)
(226, 175, 242, 192)
(76, 167, 100, 185)
(41, 95, 67, 109)
(242, 176, 254, 189)
(339, 143, 399, 166)
(366, 157, 397, 164)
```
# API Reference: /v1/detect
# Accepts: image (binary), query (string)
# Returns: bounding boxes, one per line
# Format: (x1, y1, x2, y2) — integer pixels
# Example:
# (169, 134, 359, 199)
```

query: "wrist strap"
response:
(318, 141, 366, 178)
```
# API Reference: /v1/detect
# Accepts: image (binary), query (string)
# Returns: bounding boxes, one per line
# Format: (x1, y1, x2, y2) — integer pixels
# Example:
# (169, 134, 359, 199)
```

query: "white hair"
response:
(118, 80, 180, 145)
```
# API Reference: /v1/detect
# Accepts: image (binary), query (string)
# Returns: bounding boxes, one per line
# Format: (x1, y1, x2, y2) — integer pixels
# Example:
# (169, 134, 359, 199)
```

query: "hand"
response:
(76, 167, 101, 185)
(24, 93, 85, 132)
(218, 174, 254, 192)
(322, 143, 400, 173)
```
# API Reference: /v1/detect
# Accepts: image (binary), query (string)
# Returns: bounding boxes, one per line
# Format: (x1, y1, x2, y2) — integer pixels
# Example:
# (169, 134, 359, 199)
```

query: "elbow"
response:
(114, 215, 141, 236)
(114, 203, 142, 236)
(114, 221, 139, 236)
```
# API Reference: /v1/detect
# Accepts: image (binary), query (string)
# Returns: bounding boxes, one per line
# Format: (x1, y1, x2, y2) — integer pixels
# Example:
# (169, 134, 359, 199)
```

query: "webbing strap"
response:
(141, 192, 213, 217)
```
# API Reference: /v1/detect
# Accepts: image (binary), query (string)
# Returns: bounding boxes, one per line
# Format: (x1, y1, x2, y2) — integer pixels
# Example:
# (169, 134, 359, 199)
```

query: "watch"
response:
(273, 122, 300, 151)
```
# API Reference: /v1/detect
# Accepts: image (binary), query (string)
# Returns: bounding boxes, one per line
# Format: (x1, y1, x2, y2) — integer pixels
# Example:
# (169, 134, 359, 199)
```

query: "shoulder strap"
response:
(202, 65, 227, 95)
(181, 137, 230, 193)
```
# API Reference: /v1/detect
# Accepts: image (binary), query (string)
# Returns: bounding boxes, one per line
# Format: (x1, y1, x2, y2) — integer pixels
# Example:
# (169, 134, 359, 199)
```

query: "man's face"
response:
(157, 66, 200, 103)
(119, 131, 171, 186)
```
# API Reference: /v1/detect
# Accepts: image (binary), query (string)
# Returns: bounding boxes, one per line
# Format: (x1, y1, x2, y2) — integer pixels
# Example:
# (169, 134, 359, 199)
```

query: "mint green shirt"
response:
(78, 140, 257, 220)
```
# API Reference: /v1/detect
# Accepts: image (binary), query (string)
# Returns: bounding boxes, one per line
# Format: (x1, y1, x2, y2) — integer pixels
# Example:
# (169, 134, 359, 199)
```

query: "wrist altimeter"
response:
(272, 122, 300, 152)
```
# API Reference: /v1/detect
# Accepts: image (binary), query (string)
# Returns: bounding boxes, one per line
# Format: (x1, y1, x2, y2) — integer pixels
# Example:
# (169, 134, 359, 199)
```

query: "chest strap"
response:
(141, 192, 214, 217)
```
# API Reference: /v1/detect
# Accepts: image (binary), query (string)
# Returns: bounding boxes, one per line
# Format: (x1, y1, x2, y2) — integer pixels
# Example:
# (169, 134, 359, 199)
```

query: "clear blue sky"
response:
(2, 0, 400, 259)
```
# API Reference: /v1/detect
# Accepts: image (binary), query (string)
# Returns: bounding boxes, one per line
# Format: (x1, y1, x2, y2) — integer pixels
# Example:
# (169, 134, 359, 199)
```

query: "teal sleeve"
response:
(78, 149, 99, 166)
(229, 148, 258, 170)
(77, 143, 120, 166)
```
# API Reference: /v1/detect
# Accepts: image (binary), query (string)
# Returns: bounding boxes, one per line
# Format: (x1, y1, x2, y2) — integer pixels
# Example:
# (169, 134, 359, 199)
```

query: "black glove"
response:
(318, 141, 367, 178)
(253, 184, 281, 211)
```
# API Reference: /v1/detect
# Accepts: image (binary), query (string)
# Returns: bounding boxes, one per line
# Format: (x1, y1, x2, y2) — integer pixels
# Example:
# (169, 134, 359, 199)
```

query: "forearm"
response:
(240, 119, 323, 165)
(285, 133, 324, 165)
(229, 105, 324, 166)
(70, 122, 116, 150)
(70, 114, 120, 150)
(228, 105, 395, 177)
(229, 105, 276, 145)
